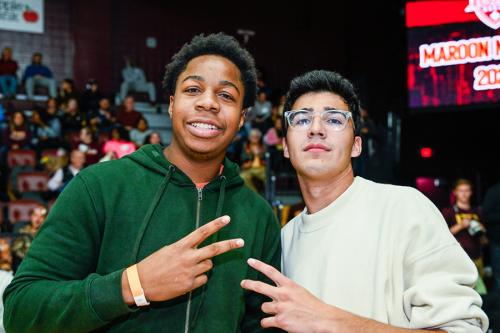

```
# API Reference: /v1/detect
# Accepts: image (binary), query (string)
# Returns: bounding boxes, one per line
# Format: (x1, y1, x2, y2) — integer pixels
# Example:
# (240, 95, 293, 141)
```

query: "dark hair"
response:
(281, 70, 361, 136)
(163, 32, 257, 109)
(143, 131, 162, 145)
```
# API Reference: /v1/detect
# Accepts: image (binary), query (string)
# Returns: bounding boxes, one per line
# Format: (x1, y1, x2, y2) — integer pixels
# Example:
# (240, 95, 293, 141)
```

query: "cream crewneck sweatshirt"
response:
(282, 177, 488, 332)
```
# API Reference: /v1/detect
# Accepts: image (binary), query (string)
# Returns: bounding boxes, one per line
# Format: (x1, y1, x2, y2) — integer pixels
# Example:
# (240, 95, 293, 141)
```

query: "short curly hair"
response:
(282, 70, 361, 136)
(163, 32, 257, 109)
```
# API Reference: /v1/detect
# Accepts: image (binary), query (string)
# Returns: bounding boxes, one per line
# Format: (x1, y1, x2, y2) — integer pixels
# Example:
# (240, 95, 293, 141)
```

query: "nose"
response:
(307, 114, 326, 138)
(195, 90, 220, 113)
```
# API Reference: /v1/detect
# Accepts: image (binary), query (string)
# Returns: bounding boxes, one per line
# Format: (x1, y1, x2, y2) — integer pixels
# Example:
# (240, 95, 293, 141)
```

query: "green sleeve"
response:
(241, 210, 285, 333)
(3, 175, 133, 333)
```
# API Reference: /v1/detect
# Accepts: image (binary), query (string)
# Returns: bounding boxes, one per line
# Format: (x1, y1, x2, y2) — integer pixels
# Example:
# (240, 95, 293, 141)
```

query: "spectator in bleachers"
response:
(22, 52, 57, 100)
(29, 107, 62, 150)
(240, 128, 266, 192)
(116, 95, 142, 131)
(0, 238, 12, 272)
(46, 97, 62, 117)
(0, 47, 18, 98)
(264, 117, 284, 172)
(248, 90, 272, 134)
(119, 58, 156, 104)
(130, 117, 152, 147)
(60, 98, 84, 134)
(74, 127, 101, 166)
(57, 78, 79, 111)
(442, 179, 488, 294)
(80, 79, 102, 115)
(3, 111, 31, 150)
(11, 206, 47, 271)
(47, 149, 85, 193)
(102, 126, 136, 160)
(88, 97, 115, 133)
(143, 131, 162, 146)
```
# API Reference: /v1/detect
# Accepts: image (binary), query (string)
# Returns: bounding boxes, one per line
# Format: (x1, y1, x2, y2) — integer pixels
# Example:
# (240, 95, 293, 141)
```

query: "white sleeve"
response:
(401, 189, 488, 333)
(403, 244, 488, 332)
(47, 169, 63, 191)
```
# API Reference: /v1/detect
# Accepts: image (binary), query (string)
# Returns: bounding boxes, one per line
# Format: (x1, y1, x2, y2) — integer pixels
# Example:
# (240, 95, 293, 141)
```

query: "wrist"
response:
(121, 270, 135, 306)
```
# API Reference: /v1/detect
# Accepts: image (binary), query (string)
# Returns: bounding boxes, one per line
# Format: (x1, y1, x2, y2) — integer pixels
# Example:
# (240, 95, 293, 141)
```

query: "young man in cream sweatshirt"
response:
(241, 70, 488, 333)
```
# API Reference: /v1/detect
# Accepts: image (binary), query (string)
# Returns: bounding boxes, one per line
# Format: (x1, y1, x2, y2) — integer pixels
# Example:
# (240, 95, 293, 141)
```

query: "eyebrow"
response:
(299, 106, 337, 111)
(181, 76, 241, 95)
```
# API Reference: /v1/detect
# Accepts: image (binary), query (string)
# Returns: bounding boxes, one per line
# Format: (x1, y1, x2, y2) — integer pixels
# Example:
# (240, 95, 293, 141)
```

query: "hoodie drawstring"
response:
(131, 165, 175, 261)
(191, 175, 226, 328)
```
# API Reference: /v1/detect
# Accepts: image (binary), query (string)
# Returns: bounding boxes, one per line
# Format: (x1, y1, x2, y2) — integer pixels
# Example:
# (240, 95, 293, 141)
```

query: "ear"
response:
(283, 137, 290, 159)
(168, 96, 174, 118)
(351, 136, 362, 158)
(239, 109, 247, 129)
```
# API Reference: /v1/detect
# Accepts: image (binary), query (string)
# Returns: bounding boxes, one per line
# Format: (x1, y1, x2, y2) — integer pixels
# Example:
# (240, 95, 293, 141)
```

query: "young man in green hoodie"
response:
(3, 33, 281, 332)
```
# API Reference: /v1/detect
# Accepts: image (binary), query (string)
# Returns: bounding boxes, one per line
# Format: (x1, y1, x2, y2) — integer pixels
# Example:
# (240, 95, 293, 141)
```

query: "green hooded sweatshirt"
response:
(3, 144, 281, 333)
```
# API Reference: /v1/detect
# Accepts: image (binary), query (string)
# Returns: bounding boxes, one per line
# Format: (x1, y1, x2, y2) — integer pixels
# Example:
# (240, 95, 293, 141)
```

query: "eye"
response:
(219, 92, 235, 101)
(184, 87, 201, 94)
(295, 118, 311, 126)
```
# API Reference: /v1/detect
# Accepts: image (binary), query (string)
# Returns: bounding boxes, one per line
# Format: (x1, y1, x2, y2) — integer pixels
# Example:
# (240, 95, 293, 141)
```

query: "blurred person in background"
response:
(102, 126, 136, 160)
(23, 52, 57, 99)
(88, 97, 116, 133)
(130, 117, 152, 147)
(12, 206, 48, 271)
(47, 149, 86, 193)
(116, 95, 142, 131)
(0, 47, 18, 98)
(74, 127, 101, 165)
(3, 111, 31, 150)
(119, 57, 156, 105)
(442, 179, 488, 294)
(57, 78, 79, 111)
(240, 128, 266, 192)
(61, 98, 84, 134)
(142, 131, 162, 146)
(80, 79, 103, 115)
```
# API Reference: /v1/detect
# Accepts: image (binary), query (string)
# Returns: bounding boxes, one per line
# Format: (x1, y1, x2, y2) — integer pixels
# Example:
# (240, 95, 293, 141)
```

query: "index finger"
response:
(247, 258, 288, 286)
(181, 215, 230, 248)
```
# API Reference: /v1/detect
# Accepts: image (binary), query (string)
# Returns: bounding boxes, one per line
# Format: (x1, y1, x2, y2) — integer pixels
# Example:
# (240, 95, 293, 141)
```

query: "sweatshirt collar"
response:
(299, 176, 363, 232)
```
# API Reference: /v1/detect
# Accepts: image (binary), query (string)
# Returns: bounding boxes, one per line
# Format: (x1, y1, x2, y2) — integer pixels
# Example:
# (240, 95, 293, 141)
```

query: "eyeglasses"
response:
(284, 109, 354, 131)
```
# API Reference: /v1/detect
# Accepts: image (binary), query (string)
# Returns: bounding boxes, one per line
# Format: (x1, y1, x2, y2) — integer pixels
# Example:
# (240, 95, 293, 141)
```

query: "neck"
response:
(456, 201, 471, 210)
(163, 142, 224, 184)
(298, 166, 355, 214)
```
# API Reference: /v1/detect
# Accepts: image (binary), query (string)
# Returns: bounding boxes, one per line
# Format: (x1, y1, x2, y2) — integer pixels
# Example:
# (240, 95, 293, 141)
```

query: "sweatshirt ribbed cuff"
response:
(88, 269, 138, 322)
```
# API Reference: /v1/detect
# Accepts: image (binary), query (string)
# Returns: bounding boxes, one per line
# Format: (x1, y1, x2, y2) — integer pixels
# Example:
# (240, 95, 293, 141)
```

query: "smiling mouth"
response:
(187, 121, 223, 138)
(189, 122, 220, 130)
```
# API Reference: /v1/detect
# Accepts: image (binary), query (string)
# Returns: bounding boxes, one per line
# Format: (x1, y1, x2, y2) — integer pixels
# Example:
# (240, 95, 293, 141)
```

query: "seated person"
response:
(60, 98, 83, 134)
(22, 52, 57, 99)
(143, 131, 162, 146)
(130, 117, 152, 147)
(116, 96, 142, 131)
(102, 126, 136, 160)
(57, 79, 79, 111)
(73, 127, 101, 166)
(12, 206, 47, 271)
(240, 128, 266, 192)
(47, 149, 86, 193)
(0, 47, 18, 98)
(3, 111, 31, 150)
(119, 58, 156, 104)
(88, 97, 116, 133)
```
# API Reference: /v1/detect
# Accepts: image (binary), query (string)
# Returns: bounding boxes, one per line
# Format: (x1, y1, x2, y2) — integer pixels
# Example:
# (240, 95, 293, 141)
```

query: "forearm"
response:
(321, 307, 445, 333)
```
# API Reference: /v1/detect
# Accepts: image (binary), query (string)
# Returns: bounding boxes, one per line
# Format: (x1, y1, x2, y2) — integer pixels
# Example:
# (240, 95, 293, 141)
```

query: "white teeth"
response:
(191, 122, 218, 130)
